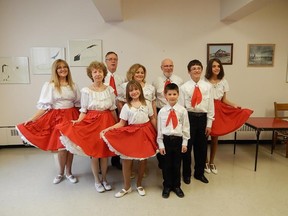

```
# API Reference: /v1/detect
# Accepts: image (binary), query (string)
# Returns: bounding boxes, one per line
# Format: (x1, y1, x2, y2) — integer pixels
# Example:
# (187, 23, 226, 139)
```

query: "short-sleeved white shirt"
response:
(120, 100, 153, 125)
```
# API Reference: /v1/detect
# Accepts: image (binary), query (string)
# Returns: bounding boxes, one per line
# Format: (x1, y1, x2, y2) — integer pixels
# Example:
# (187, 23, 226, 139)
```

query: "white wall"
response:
(0, 0, 287, 140)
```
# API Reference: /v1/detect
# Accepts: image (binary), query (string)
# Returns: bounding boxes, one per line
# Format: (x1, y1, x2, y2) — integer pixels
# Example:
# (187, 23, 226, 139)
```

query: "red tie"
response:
(164, 79, 171, 91)
(191, 85, 202, 108)
(109, 75, 117, 96)
(166, 109, 178, 129)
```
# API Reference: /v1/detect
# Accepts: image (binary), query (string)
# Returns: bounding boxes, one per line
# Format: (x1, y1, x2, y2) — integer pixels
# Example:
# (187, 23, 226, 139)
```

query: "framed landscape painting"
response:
(247, 44, 275, 67)
(207, 43, 233, 65)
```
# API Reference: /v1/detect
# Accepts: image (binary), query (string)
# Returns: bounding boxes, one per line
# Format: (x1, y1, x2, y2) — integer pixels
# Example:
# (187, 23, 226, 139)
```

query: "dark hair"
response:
(205, 58, 224, 80)
(164, 83, 179, 94)
(105, 51, 118, 58)
(187, 59, 203, 71)
(125, 80, 146, 107)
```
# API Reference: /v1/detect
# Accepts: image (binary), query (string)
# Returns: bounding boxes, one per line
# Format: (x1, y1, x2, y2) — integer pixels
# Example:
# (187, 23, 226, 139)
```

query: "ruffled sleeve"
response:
(36, 82, 53, 110)
(73, 83, 81, 107)
(79, 87, 90, 113)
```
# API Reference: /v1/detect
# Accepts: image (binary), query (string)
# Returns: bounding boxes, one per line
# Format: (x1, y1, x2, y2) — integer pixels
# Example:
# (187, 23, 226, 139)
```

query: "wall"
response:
(0, 0, 287, 140)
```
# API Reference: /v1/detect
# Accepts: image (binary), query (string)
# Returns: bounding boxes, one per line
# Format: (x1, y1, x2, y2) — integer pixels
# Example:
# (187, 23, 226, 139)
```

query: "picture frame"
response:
(0, 57, 30, 84)
(68, 39, 102, 67)
(207, 43, 233, 65)
(247, 44, 275, 67)
(286, 57, 288, 83)
(30, 47, 65, 75)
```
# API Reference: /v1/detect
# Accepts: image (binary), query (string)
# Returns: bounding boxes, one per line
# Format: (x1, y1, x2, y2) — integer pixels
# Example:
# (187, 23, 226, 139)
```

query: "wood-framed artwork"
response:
(207, 43, 233, 65)
(0, 57, 30, 84)
(68, 39, 102, 67)
(30, 47, 65, 74)
(286, 57, 288, 83)
(247, 44, 275, 67)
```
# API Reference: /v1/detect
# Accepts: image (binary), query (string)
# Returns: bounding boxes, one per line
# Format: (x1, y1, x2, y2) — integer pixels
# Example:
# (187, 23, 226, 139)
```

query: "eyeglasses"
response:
(162, 65, 174, 68)
(105, 58, 118, 61)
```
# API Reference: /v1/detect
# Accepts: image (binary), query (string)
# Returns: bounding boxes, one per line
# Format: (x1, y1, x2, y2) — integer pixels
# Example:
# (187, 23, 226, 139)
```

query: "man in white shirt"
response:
(104, 51, 125, 170)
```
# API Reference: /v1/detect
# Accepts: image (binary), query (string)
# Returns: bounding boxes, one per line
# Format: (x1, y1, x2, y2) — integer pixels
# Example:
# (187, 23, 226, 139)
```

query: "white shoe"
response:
(102, 181, 112, 191)
(95, 182, 105, 193)
(204, 163, 211, 174)
(137, 186, 146, 196)
(210, 164, 218, 174)
(66, 175, 78, 184)
(115, 187, 132, 198)
(53, 175, 64, 184)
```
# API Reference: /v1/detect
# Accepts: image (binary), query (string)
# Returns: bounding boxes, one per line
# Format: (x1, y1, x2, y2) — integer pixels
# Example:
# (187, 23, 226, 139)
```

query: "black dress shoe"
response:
(173, 187, 184, 198)
(194, 175, 209, 184)
(162, 187, 171, 198)
(183, 177, 191, 184)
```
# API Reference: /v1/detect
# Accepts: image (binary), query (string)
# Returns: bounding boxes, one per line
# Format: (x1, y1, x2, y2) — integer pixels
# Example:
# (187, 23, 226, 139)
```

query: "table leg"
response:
(254, 130, 260, 171)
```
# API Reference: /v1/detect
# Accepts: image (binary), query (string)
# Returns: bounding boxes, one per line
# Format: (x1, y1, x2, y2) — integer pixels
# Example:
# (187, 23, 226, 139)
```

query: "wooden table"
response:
(240, 117, 288, 171)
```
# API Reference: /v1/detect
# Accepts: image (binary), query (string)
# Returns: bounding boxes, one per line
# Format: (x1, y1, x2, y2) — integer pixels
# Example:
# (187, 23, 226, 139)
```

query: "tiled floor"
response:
(0, 143, 287, 216)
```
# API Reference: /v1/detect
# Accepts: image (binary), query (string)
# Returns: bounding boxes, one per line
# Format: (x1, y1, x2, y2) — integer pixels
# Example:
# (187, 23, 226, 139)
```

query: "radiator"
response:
(0, 126, 23, 146)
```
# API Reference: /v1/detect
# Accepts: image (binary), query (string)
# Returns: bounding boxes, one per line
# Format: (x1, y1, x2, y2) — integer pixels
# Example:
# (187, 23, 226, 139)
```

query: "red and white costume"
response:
(57, 86, 117, 158)
(206, 78, 253, 136)
(102, 101, 158, 160)
(16, 82, 80, 151)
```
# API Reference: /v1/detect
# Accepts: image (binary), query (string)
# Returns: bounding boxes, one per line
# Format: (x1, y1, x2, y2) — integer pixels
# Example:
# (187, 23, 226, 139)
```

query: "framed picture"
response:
(68, 39, 102, 67)
(286, 57, 288, 83)
(0, 57, 30, 84)
(207, 43, 233, 65)
(247, 44, 275, 67)
(30, 47, 65, 74)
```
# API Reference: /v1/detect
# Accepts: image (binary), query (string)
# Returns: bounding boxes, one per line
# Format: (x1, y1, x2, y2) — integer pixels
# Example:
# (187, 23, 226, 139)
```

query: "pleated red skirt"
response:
(57, 110, 116, 158)
(210, 100, 253, 136)
(16, 107, 79, 151)
(102, 121, 158, 160)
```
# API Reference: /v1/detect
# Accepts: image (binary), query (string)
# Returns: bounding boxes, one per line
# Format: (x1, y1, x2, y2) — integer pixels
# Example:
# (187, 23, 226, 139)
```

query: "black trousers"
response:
(111, 108, 121, 166)
(162, 135, 183, 188)
(182, 112, 207, 178)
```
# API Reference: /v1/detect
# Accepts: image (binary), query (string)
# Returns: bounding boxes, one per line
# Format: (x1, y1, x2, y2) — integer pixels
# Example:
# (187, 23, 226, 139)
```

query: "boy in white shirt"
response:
(157, 83, 190, 198)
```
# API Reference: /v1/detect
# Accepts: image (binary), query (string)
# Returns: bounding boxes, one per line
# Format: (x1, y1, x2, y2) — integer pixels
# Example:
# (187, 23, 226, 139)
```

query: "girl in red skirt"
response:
(101, 80, 158, 198)
(57, 61, 118, 193)
(204, 58, 253, 174)
(16, 59, 81, 184)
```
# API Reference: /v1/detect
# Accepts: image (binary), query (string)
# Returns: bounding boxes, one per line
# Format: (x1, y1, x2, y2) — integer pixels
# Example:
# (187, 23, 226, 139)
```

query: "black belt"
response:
(188, 112, 206, 117)
(163, 135, 182, 140)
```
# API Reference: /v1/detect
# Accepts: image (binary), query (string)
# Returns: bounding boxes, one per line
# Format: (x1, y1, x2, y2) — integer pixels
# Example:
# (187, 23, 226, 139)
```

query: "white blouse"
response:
(205, 78, 229, 100)
(79, 86, 116, 113)
(117, 82, 156, 103)
(120, 100, 153, 125)
(37, 82, 81, 110)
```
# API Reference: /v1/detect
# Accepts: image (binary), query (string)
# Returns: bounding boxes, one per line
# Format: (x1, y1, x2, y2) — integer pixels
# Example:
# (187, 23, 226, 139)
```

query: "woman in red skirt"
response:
(101, 80, 158, 198)
(57, 61, 118, 193)
(16, 59, 81, 184)
(204, 58, 253, 174)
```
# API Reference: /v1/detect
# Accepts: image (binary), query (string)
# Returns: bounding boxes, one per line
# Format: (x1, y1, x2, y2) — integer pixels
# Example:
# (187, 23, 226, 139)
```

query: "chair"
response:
(273, 102, 288, 157)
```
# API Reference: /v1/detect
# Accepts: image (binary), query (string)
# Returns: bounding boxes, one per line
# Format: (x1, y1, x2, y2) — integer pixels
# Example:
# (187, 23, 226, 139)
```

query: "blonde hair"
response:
(126, 80, 146, 107)
(86, 61, 108, 82)
(50, 59, 74, 93)
(126, 63, 146, 83)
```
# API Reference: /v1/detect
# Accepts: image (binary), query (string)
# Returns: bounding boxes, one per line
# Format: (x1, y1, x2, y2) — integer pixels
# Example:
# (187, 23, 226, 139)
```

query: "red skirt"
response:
(102, 122, 158, 160)
(57, 110, 116, 158)
(210, 100, 253, 136)
(16, 108, 79, 151)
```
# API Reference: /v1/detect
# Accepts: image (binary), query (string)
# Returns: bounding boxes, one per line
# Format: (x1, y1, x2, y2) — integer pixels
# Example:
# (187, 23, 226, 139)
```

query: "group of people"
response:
(16, 51, 253, 199)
